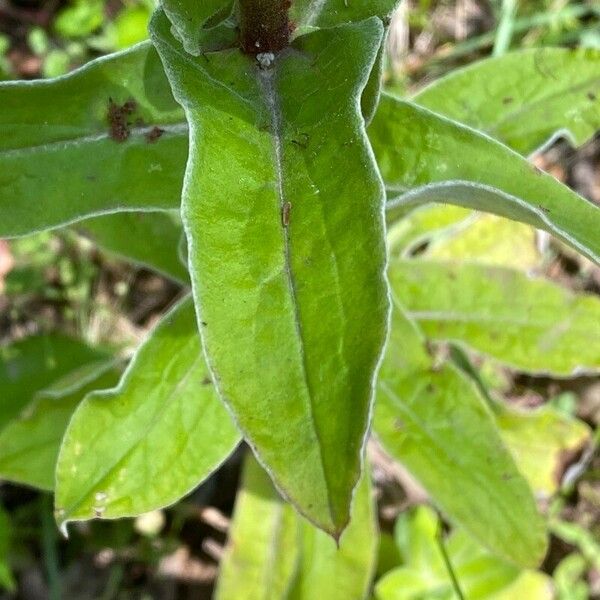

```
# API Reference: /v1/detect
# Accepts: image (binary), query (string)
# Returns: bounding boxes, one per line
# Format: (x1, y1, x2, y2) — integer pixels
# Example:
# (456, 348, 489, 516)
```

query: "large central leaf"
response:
(151, 12, 389, 537)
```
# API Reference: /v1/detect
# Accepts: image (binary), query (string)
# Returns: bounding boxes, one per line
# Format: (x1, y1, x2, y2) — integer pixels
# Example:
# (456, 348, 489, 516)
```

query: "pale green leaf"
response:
(152, 13, 389, 536)
(0, 335, 110, 431)
(387, 205, 474, 257)
(76, 210, 188, 283)
(374, 300, 547, 567)
(288, 467, 378, 600)
(496, 404, 591, 497)
(0, 362, 120, 491)
(215, 456, 300, 600)
(160, 0, 236, 55)
(0, 42, 186, 238)
(371, 94, 600, 265)
(553, 553, 589, 600)
(414, 47, 600, 155)
(489, 571, 553, 600)
(375, 506, 552, 600)
(425, 214, 540, 270)
(216, 455, 378, 600)
(391, 259, 600, 376)
(55, 296, 241, 528)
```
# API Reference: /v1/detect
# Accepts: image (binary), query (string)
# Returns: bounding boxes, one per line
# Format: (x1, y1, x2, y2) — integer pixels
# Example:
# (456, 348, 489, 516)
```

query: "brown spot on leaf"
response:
(145, 126, 165, 144)
(587, 91, 597, 102)
(502, 96, 514, 105)
(107, 97, 138, 143)
(282, 202, 291, 227)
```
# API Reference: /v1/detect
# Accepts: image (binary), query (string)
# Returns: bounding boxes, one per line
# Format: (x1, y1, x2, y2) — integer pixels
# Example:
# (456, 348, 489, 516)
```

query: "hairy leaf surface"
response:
(0, 42, 186, 238)
(161, 0, 235, 55)
(414, 47, 600, 155)
(55, 297, 240, 528)
(374, 300, 547, 567)
(392, 260, 600, 375)
(152, 12, 389, 536)
(371, 95, 600, 264)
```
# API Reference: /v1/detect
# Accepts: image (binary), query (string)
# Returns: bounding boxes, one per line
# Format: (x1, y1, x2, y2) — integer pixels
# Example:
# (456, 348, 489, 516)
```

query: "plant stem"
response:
(239, 0, 290, 54)
(436, 520, 466, 600)
(41, 495, 61, 600)
(493, 0, 518, 56)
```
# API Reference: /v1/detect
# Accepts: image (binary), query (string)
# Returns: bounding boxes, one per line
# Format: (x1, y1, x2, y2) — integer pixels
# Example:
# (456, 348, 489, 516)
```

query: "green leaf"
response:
(374, 300, 547, 567)
(55, 296, 241, 529)
(0, 335, 110, 431)
(424, 214, 540, 271)
(216, 455, 378, 600)
(387, 205, 474, 257)
(0, 507, 15, 592)
(0, 42, 186, 238)
(0, 362, 120, 491)
(76, 210, 188, 283)
(496, 404, 591, 497)
(151, 13, 389, 537)
(160, 0, 236, 55)
(215, 456, 300, 600)
(375, 506, 553, 600)
(371, 94, 600, 265)
(290, 0, 397, 124)
(390, 259, 600, 376)
(291, 0, 399, 28)
(414, 47, 600, 155)
(287, 466, 378, 600)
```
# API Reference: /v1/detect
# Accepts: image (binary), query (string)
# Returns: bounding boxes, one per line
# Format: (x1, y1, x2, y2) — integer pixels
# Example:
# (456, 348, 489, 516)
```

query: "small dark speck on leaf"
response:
(502, 97, 514, 105)
(588, 91, 597, 102)
(291, 133, 309, 149)
(107, 97, 138, 143)
(145, 127, 165, 143)
(282, 202, 291, 227)
(201, 321, 208, 327)
(394, 418, 404, 430)
(202, 376, 212, 385)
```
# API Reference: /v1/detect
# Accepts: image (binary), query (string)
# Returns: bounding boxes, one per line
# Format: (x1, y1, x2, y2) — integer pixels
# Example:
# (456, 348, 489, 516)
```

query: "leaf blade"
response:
(414, 47, 600, 155)
(391, 259, 600, 376)
(0, 362, 120, 491)
(151, 13, 389, 536)
(0, 42, 186, 238)
(371, 94, 600, 264)
(374, 300, 547, 567)
(55, 296, 240, 526)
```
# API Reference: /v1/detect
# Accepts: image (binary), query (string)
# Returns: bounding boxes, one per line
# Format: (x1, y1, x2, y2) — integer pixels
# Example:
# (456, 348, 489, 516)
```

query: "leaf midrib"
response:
(258, 64, 336, 528)
(0, 123, 189, 159)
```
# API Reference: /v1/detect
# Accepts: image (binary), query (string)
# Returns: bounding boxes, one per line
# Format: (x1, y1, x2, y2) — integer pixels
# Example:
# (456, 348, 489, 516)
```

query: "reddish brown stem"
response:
(239, 0, 291, 54)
